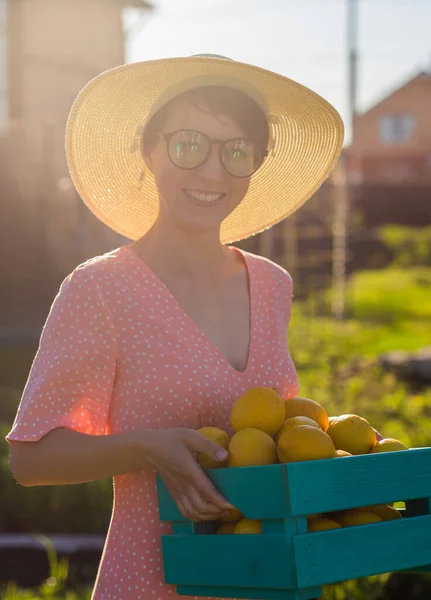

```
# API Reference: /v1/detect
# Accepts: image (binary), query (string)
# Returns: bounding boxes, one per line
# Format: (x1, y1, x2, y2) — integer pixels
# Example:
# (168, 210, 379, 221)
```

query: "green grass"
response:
(1, 536, 92, 599)
(349, 267, 431, 324)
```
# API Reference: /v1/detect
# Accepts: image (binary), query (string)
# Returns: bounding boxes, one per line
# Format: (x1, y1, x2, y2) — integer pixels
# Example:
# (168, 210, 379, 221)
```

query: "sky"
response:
(125, 0, 431, 144)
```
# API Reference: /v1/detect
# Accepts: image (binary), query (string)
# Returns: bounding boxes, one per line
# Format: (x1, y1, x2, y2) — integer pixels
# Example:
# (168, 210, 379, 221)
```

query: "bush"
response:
(347, 268, 431, 324)
(379, 225, 431, 268)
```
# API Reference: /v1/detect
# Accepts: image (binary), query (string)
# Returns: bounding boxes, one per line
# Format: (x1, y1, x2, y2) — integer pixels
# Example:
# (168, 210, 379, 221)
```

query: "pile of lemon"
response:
(195, 387, 408, 534)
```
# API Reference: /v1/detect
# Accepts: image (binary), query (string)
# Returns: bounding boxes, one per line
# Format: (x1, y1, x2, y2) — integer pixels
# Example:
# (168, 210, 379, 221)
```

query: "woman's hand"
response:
(141, 428, 235, 522)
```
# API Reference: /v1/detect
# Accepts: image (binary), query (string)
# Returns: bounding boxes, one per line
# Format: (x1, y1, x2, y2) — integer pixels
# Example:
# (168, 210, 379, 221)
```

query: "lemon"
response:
(220, 507, 243, 522)
(332, 509, 383, 527)
(216, 522, 237, 534)
(359, 504, 402, 521)
(228, 427, 277, 467)
(196, 427, 230, 469)
(307, 517, 342, 532)
(335, 449, 352, 457)
(326, 414, 376, 455)
(369, 438, 408, 453)
(284, 397, 329, 431)
(277, 425, 336, 463)
(230, 387, 285, 435)
(233, 519, 262, 534)
(274, 416, 321, 442)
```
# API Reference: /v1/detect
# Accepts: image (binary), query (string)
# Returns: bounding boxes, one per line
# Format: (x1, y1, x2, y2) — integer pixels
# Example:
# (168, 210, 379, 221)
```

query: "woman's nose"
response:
(197, 145, 225, 179)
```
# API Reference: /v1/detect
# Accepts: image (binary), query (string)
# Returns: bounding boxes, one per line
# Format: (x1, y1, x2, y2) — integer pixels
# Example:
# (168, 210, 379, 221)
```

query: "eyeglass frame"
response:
(159, 129, 268, 178)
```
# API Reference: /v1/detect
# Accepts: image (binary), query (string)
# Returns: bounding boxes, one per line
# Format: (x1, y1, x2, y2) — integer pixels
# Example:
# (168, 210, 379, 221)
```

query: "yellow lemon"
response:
(277, 425, 336, 463)
(332, 509, 383, 527)
(326, 414, 377, 455)
(230, 387, 285, 436)
(233, 519, 262, 534)
(274, 416, 321, 442)
(216, 522, 237, 534)
(228, 427, 277, 467)
(307, 517, 342, 532)
(196, 427, 230, 469)
(220, 507, 243, 523)
(335, 449, 352, 457)
(359, 504, 402, 521)
(369, 438, 408, 453)
(284, 397, 329, 432)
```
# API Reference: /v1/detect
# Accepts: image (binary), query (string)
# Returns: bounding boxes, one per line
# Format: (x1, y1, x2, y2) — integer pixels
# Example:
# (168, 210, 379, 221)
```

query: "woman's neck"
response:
(130, 219, 235, 281)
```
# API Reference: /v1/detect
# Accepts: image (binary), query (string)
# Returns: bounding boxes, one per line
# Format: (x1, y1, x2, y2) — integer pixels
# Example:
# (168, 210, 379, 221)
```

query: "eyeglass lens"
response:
(166, 130, 262, 177)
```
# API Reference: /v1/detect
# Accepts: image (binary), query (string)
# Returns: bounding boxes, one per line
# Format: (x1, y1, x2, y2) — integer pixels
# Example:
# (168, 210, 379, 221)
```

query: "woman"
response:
(6, 55, 343, 599)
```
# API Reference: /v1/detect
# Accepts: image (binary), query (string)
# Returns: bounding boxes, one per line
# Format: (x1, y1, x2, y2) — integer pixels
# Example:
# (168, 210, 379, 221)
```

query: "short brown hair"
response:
(141, 85, 269, 158)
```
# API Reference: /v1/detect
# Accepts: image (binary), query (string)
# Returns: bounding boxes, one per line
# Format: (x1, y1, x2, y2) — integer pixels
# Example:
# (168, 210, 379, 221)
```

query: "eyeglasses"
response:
(161, 129, 267, 178)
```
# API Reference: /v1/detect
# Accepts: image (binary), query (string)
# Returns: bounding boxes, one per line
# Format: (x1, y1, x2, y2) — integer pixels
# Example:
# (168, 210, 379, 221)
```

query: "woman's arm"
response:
(9, 427, 146, 487)
(8, 426, 234, 521)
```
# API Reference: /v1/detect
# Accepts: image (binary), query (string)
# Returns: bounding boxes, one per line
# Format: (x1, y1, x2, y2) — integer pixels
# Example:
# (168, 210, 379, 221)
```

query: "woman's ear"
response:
(141, 145, 154, 173)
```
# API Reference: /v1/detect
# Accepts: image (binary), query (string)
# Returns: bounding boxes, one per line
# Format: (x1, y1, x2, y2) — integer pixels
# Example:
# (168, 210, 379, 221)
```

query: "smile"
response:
(184, 189, 225, 204)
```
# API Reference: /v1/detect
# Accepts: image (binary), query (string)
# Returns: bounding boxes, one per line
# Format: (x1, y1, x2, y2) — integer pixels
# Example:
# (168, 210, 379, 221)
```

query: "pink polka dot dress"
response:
(6, 245, 299, 600)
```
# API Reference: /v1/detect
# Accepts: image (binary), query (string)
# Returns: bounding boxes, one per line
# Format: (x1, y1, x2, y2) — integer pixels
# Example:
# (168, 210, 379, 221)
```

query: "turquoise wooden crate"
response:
(156, 447, 431, 600)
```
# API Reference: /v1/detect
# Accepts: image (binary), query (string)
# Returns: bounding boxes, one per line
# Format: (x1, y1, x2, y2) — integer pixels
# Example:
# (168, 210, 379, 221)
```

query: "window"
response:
(379, 114, 415, 144)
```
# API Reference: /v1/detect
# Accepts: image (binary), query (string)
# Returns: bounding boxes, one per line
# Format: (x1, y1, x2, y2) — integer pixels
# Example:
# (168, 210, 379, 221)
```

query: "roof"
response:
(359, 70, 431, 117)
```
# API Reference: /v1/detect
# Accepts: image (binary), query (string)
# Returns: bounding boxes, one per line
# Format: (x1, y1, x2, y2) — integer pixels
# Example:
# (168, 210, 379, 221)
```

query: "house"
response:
(346, 70, 431, 228)
(348, 71, 431, 185)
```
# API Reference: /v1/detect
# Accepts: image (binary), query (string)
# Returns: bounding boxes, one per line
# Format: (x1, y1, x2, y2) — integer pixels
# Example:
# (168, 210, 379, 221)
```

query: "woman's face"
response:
(145, 98, 251, 237)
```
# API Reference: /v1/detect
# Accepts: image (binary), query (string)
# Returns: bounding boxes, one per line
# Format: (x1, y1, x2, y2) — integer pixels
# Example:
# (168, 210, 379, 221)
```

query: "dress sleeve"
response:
(6, 268, 117, 442)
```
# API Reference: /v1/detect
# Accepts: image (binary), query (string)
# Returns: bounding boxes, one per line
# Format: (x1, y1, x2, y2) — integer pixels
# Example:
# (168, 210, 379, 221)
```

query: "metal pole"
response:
(331, 0, 358, 320)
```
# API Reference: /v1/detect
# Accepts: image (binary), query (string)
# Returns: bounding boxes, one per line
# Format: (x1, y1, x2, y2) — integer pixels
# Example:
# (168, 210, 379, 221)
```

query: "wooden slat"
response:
(161, 533, 296, 589)
(286, 448, 431, 517)
(177, 585, 322, 599)
(294, 515, 431, 588)
(157, 465, 291, 521)
(402, 565, 431, 574)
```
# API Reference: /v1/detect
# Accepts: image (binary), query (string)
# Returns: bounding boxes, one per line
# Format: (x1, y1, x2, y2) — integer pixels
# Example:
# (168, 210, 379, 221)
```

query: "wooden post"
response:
(283, 213, 297, 285)
(331, 160, 349, 320)
(257, 227, 275, 260)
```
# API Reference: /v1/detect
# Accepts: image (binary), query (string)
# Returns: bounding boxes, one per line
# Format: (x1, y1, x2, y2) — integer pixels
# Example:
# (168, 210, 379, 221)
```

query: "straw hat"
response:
(65, 55, 344, 244)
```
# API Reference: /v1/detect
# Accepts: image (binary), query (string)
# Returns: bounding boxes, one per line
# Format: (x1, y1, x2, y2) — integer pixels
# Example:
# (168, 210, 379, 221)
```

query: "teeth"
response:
(185, 190, 224, 202)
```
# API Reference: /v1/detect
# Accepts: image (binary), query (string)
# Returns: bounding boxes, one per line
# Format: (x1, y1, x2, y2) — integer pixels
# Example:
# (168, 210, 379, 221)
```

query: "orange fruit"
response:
(274, 416, 321, 442)
(332, 509, 383, 527)
(335, 449, 352, 457)
(284, 397, 329, 431)
(277, 425, 336, 463)
(307, 517, 341, 532)
(230, 387, 285, 436)
(228, 428, 277, 467)
(220, 507, 243, 522)
(326, 414, 376, 455)
(359, 504, 402, 521)
(369, 438, 408, 453)
(216, 522, 237, 534)
(233, 519, 262, 534)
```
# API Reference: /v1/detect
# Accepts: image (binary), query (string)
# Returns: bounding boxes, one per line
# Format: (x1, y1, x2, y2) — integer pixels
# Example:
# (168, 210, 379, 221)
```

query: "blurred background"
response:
(0, 1, 430, 598)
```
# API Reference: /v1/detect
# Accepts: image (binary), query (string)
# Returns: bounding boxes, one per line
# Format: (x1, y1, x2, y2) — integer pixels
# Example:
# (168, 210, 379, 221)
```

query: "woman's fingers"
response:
(187, 486, 223, 518)
(188, 464, 235, 512)
(162, 470, 229, 521)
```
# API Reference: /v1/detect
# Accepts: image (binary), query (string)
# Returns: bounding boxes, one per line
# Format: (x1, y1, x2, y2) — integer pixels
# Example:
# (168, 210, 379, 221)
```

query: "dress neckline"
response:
(121, 245, 254, 375)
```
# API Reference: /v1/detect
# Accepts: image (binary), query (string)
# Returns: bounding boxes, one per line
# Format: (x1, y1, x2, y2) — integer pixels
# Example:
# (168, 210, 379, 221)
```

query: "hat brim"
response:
(65, 56, 344, 244)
